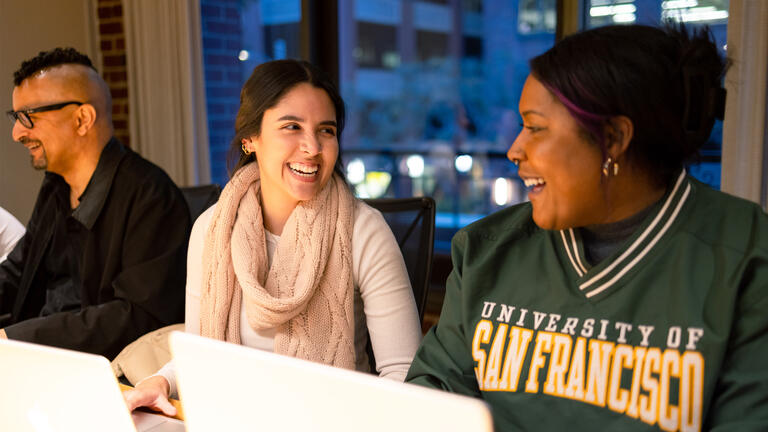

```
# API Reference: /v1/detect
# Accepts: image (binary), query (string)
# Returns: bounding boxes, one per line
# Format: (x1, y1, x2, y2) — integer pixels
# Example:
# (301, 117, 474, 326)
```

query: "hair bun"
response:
(681, 66, 726, 154)
(673, 24, 729, 157)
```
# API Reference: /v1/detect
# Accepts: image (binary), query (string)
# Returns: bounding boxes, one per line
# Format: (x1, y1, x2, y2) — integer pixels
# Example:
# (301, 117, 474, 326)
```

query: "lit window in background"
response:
(361, 171, 393, 198)
(590, 2, 637, 24)
(661, 0, 729, 22)
(200, 0, 729, 254)
(346, 158, 393, 199)
(454, 154, 473, 173)
(340, 0, 553, 252)
(518, 0, 556, 34)
(587, 1, 728, 30)
(589, 0, 729, 27)
(346, 158, 366, 184)
(493, 177, 519, 206)
(587, 0, 638, 26)
(406, 155, 425, 178)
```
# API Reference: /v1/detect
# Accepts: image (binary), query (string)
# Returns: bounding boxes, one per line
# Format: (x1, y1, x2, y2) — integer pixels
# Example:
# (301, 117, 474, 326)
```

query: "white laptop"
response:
(170, 331, 494, 432)
(0, 338, 184, 432)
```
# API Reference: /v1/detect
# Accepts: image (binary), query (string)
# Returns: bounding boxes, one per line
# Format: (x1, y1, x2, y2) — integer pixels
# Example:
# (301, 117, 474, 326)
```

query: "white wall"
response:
(0, 0, 99, 224)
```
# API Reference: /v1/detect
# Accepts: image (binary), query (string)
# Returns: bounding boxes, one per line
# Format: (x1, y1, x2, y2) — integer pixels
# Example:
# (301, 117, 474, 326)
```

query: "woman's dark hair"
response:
(227, 59, 346, 178)
(530, 23, 729, 186)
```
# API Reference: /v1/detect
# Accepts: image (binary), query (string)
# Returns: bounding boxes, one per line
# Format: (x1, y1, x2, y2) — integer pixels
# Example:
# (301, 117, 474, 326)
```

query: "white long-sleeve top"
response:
(0, 206, 24, 262)
(157, 200, 422, 397)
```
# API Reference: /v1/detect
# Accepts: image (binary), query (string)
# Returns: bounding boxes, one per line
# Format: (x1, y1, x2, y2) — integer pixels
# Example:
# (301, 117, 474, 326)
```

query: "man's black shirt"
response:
(0, 138, 191, 359)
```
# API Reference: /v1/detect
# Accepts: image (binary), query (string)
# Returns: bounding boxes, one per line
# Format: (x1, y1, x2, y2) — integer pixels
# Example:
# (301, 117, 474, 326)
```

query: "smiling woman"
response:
(508, 75, 616, 231)
(244, 83, 340, 234)
(122, 59, 422, 418)
(406, 24, 768, 431)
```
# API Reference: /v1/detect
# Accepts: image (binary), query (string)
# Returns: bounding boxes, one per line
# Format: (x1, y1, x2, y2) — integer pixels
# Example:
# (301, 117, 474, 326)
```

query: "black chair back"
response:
(364, 197, 436, 322)
(181, 184, 221, 223)
(362, 197, 435, 374)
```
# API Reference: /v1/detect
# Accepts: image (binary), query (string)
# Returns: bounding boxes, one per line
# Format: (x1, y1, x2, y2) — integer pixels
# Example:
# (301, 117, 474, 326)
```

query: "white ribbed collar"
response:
(558, 170, 692, 299)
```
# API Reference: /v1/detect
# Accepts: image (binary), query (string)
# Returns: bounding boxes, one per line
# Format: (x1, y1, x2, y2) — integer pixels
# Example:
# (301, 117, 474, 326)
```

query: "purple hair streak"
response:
(543, 83, 611, 154)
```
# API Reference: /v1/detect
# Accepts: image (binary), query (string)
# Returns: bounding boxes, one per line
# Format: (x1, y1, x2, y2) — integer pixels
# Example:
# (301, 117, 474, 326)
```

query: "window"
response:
(201, 0, 728, 254)
(462, 36, 483, 60)
(518, 0, 556, 34)
(416, 31, 450, 63)
(340, 0, 556, 252)
(356, 22, 399, 69)
(201, 1, 556, 252)
(200, 0, 302, 185)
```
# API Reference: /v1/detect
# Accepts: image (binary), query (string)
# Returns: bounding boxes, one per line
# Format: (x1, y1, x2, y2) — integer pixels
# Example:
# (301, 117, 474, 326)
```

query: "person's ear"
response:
(241, 136, 259, 155)
(605, 115, 633, 160)
(74, 103, 97, 136)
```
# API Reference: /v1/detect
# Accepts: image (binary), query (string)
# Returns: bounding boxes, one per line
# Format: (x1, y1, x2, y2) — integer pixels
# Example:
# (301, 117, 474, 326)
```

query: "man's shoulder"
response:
(118, 147, 170, 178)
(103, 147, 187, 221)
(101, 145, 190, 226)
(113, 147, 180, 194)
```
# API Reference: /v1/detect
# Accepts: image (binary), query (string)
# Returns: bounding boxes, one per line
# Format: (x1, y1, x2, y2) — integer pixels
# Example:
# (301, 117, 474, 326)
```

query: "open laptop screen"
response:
(170, 331, 493, 432)
(0, 338, 136, 432)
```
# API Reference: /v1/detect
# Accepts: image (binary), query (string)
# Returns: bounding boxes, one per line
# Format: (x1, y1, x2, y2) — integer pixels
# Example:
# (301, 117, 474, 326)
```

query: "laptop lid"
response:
(0, 338, 136, 432)
(170, 331, 493, 432)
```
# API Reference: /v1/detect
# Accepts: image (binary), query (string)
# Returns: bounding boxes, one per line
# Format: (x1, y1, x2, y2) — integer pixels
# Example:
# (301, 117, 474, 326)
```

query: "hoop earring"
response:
(602, 158, 619, 176)
(241, 142, 252, 155)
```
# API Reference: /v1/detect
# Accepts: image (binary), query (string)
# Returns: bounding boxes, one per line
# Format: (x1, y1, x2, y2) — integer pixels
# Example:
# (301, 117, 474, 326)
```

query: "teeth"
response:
(289, 162, 318, 175)
(523, 178, 545, 187)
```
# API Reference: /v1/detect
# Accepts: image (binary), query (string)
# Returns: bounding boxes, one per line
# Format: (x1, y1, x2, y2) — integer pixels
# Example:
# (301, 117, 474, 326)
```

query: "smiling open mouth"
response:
(523, 177, 546, 192)
(523, 177, 544, 187)
(288, 162, 319, 177)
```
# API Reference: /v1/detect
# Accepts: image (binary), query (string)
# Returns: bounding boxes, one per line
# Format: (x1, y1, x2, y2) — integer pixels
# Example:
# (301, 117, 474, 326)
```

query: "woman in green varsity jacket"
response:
(406, 24, 768, 432)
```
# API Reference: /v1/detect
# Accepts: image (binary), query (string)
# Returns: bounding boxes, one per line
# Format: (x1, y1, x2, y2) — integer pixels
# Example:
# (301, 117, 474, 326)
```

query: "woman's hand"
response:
(122, 375, 177, 417)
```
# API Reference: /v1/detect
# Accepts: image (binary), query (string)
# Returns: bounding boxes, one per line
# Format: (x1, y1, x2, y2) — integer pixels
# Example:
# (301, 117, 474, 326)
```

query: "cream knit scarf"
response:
(199, 162, 356, 369)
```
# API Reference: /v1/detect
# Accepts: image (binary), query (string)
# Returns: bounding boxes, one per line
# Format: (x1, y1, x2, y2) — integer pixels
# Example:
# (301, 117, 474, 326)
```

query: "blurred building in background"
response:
(202, 0, 729, 253)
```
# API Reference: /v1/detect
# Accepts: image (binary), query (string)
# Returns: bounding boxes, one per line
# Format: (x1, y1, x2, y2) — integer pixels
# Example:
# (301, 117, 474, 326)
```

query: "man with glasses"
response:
(0, 48, 190, 360)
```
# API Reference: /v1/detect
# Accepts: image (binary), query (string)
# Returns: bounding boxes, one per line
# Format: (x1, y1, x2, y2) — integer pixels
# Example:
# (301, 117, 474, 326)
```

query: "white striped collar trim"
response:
(584, 182, 691, 298)
(559, 170, 690, 298)
(560, 230, 586, 277)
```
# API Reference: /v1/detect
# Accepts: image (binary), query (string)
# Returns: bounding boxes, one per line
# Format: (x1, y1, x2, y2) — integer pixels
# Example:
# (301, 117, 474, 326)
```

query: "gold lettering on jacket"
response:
(473, 302, 705, 432)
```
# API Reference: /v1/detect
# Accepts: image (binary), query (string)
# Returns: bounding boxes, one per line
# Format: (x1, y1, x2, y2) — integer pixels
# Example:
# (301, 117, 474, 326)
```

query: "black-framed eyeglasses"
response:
(6, 101, 84, 129)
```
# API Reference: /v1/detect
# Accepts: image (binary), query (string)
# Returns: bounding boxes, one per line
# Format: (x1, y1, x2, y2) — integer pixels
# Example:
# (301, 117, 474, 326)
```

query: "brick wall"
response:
(93, 0, 242, 182)
(96, 0, 130, 147)
(200, 0, 243, 185)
